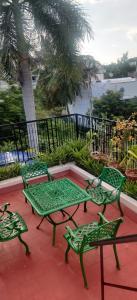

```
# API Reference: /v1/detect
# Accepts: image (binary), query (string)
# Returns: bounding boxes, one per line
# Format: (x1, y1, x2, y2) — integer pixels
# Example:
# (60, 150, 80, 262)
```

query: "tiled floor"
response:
(0, 170, 137, 300)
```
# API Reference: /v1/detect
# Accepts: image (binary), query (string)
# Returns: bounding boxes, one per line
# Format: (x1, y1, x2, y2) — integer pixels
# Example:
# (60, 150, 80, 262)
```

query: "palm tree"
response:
(0, 0, 91, 124)
(0, 1, 91, 149)
(37, 49, 83, 114)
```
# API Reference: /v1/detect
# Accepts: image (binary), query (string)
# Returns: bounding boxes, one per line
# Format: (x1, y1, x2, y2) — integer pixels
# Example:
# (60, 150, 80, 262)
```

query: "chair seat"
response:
(64, 213, 123, 288)
(0, 212, 28, 241)
(84, 167, 126, 216)
(64, 222, 101, 253)
(87, 186, 116, 205)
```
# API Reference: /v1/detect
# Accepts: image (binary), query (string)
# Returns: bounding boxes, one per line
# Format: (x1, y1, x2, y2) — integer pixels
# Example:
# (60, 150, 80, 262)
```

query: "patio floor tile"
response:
(0, 170, 137, 300)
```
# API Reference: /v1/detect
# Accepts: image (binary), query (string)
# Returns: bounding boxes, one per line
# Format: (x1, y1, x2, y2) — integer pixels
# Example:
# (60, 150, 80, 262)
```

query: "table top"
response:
(23, 178, 91, 216)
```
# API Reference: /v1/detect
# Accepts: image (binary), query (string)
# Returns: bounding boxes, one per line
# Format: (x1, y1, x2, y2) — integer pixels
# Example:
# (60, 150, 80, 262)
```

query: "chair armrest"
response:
(0, 203, 10, 214)
(23, 178, 29, 189)
(0, 203, 12, 219)
(65, 226, 76, 239)
(85, 178, 101, 189)
(98, 212, 109, 224)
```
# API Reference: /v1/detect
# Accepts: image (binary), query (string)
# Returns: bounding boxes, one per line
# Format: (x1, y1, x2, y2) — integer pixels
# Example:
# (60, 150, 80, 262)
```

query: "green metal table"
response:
(23, 178, 91, 245)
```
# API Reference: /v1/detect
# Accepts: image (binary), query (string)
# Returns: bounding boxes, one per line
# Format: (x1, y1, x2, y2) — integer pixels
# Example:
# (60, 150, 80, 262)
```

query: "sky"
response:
(77, 0, 137, 64)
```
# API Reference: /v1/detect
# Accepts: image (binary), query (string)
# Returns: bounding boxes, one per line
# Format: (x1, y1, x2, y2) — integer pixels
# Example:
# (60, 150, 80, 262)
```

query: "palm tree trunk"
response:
(21, 59, 36, 122)
(20, 58, 38, 150)
(66, 104, 70, 115)
(12, 2, 38, 151)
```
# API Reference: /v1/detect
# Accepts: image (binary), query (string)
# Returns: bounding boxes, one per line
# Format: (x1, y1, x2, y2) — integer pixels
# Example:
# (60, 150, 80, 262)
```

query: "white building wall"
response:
(69, 78, 137, 114)
(69, 86, 92, 115)
(92, 78, 137, 100)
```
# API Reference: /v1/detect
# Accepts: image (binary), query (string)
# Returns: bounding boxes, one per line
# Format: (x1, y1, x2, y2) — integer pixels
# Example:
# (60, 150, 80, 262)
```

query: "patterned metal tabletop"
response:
(23, 178, 91, 216)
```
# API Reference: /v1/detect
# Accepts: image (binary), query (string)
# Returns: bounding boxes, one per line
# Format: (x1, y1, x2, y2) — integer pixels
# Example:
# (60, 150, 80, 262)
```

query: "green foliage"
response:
(38, 139, 104, 177)
(0, 0, 91, 123)
(36, 54, 82, 110)
(0, 86, 25, 125)
(0, 0, 91, 82)
(0, 141, 15, 152)
(123, 180, 137, 200)
(93, 90, 137, 119)
(0, 137, 136, 201)
(36, 54, 100, 112)
(38, 139, 86, 166)
(80, 55, 101, 81)
(0, 163, 20, 181)
(104, 52, 136, 79)
(120, 145, 137, 170)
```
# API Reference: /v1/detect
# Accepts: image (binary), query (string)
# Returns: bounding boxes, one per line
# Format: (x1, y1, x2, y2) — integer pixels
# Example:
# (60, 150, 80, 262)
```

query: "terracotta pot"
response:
(107, 161, 120, 169)
(107, 161, 125, 173)
(125, 169, 137, 181)
(91, 153, 108, 164)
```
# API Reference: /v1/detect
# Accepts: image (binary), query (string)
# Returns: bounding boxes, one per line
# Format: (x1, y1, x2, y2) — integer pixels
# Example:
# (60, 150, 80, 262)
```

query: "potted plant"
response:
(106, 139, 124, 171)
(86, 121, 109, 165)
(109, 113, 137, 173)
(120, 145, 137, 181)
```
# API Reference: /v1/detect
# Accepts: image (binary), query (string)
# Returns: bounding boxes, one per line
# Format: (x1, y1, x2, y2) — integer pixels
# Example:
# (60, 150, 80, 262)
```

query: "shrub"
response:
(0, 140, 137, 202)
(0, 163, 20, 181)
(123, 180, 137, 200)
(37, 139, 86, 165)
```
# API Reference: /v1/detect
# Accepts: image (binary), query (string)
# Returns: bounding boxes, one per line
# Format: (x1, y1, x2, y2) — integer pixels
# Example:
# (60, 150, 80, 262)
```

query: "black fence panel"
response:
(0, 114, 115, 166)
(76, 114, 115, 153)
(0, 114, 77, 165)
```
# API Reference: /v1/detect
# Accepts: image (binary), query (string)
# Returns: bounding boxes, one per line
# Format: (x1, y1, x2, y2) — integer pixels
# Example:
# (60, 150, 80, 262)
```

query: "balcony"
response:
(0, 162, 137, 300)
(0, 114, 137, 299)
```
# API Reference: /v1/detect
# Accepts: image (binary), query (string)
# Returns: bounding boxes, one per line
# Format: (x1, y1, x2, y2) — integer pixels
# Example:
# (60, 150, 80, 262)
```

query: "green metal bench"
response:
(64, 213, 123, 288)
(84, 167, 126, 216)
(21, 160, 53, 189)
(0, 203, 30, 255)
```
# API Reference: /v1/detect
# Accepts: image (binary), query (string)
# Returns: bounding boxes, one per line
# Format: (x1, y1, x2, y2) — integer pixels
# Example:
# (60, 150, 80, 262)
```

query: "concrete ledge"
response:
(0, 163, 74, 190)
(0, 162, 137, 219)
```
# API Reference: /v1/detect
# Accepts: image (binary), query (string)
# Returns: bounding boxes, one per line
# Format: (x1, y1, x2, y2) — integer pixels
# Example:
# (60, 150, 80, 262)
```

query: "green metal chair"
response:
(84, 167, 126, 216)
(64, 213, 123, 288)
(21, 160, 53, 189)
(0, 203, 30, 255)
(21, 160, 54, 213)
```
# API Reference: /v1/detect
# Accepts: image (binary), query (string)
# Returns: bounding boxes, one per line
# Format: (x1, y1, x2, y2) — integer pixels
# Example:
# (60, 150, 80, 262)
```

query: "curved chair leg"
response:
(80, 253, 88, 289)
(113, 244, 120, 270)
(84, 201, 87, 212)
(102, 204, 106, 214)
(117, 200, 124, 216)
(36, 216, 45, 229)
(60, 209, 65, 217)
(65, 244, 70, 263)
(18, 235, 30, 255)
(52, 224, 56, 246)
(31, 206, 35, 214)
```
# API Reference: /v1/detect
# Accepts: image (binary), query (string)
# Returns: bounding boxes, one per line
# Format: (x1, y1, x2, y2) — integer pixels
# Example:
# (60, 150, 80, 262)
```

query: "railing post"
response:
(100, 245, 105, 300)
(12, 124, 20, 162)
(75, 114, 79, 139)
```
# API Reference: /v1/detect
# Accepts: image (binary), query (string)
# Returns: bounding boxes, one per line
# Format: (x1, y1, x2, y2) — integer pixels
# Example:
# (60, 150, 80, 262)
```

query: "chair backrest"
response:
(99, 167, 125, 190)
(81, 217, 123, 251)
(21, 160, 52, 188)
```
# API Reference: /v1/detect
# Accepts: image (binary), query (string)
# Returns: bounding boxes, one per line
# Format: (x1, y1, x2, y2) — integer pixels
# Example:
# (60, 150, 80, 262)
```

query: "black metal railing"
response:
(0, 114, 114, 166)
(1, 113, 137, 167)
(76, 114, 115, 153)
(90, 234, 137, 300)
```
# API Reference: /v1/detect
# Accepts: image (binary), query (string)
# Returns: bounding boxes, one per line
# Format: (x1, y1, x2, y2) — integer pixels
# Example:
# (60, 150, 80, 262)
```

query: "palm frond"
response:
(28, 0, 92, 57)
(0, 0, 92, 84)
(0, 3, 19, 78)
